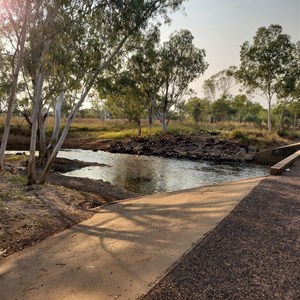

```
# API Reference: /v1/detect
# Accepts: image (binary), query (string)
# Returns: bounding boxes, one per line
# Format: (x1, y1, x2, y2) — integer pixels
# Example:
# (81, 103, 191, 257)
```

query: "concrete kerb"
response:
(270, 150, 300, 175)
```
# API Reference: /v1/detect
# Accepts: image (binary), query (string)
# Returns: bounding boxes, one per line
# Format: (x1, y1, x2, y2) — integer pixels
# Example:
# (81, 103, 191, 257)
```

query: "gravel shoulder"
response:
(142, 161, 300, 300)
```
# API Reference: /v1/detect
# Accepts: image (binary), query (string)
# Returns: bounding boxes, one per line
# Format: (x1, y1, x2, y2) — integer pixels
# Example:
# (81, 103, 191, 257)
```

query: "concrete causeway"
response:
(0, 177, 262, 300)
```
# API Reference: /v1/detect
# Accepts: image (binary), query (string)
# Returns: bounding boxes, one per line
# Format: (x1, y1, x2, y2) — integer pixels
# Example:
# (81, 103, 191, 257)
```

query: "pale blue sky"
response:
(160, 0, 300, 103)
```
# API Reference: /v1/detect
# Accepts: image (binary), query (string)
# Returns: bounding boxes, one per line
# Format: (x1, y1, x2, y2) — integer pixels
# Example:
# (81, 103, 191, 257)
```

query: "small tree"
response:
(211, 97, 234, 123)
(236, 24, 295, 130)
(186, 97, 210, 125)
(157, 30, 208, 132)
(99, 73, 146, 136)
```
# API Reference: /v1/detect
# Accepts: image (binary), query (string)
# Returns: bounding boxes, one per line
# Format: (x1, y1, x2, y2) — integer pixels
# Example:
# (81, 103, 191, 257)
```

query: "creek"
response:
(58, 149, 269, 195)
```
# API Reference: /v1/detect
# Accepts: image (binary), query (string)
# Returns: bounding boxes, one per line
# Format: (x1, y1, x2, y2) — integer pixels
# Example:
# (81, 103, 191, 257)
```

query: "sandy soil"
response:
(0, 155, 136, 260)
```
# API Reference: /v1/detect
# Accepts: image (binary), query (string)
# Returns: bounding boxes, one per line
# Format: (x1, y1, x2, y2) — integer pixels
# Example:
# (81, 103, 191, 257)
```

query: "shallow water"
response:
(58, 149, 269, 195)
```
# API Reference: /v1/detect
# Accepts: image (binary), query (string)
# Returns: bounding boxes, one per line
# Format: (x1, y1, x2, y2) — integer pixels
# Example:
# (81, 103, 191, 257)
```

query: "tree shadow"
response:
(0, 179, 261, 300)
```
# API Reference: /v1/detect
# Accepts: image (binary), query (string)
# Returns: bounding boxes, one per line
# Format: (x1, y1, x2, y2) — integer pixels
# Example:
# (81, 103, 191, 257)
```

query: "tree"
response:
(90, 96, 110, 120)
(236, 24, 295, 130)
(0, 0, 31, 169)
(0, 0, 186, 184)
(126, 28, 208, 133)
(153, 29, 208, 132)
(99, 73, 146, 136)
(202, 78, 216, 102)
(211, 97, 234, 123)
(38, 0, 186, 184)
(126, 27, 161, 130)
(231, 94, 264, 124)
(186, 97, 210, 125)
(202, 66, 237, 101)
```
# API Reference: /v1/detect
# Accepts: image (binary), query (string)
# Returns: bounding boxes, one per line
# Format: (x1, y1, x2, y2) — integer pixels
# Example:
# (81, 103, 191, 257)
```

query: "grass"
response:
(0, 116, 299, 149)
(9, 175, 27, 185)
(0, 187, 29, 202)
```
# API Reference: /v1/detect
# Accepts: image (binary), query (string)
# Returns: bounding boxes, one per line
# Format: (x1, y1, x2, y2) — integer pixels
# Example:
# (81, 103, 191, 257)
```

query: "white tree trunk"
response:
(161, 113, 168, 133)
(45, 90, 64, 158)
(0, 0, 30, 169)
(27, 73, 45, 184)
(38, 109, 47, 158)
(267, 98, 272, 131)
(39, 35, 128, 184)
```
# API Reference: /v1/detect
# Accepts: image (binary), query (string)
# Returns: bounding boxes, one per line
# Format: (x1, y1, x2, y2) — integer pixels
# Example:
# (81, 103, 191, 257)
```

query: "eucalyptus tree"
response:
(0, 0, 186, 183)
(202, 78, 216, 102)
(236, 24, 295, 130)
(130, 29, 207, 133)
(185, 97, 210, 125)
(0, 0, 31, 169)
(36, 0, 186, 184)
(202, 66, 237, 102)
(155, 29, 208, 132)
(213, 66, 237, 97)
(126, 27, 162, 130)
(101, 73, 146, 136)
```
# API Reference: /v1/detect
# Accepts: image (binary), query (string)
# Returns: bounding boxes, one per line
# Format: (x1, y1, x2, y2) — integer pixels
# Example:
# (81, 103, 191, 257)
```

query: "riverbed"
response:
(58, 149, 269, 195)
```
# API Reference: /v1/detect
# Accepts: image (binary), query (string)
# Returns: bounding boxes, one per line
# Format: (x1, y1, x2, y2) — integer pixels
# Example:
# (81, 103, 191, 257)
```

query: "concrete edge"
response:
(270, 150, 300, 175)
(104, 175, 268, 207)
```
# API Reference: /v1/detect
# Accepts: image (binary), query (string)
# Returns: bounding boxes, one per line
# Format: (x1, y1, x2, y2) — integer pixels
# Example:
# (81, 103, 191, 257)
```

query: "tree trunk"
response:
(45, 90, 64, 158)
(38, 35, 129, 184)
(267, 98, 272, 131)
(147, 105, 153, 131)
(38, 109, 47, 159)
(27, 72, 45, 185)
(0, 0, 30, 170)
(136, 119, 142, 136)
(161, 113, 168, 133)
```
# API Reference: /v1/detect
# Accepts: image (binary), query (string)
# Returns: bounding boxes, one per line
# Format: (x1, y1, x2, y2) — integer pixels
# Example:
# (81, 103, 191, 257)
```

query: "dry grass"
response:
(0, 116, 298, 149)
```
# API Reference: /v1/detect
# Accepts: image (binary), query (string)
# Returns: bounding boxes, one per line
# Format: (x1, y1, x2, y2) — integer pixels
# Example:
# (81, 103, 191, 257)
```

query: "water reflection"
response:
(58, 150, 269, 195)
(111, 156, 157, 195)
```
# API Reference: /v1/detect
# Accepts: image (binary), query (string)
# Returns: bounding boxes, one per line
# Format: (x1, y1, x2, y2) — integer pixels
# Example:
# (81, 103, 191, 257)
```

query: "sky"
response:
(159, 0, 300, 106)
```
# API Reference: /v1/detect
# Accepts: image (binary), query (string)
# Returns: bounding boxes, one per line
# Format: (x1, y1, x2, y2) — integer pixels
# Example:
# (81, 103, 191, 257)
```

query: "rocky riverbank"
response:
(86, 135, 258, 163)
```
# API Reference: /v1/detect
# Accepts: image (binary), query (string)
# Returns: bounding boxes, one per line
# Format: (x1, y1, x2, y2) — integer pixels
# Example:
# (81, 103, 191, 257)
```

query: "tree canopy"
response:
(236, 24, 298, 130)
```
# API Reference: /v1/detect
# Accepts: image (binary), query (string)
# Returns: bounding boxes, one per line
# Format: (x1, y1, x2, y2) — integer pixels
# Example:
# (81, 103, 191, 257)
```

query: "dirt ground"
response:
(0, 155, 136, 261)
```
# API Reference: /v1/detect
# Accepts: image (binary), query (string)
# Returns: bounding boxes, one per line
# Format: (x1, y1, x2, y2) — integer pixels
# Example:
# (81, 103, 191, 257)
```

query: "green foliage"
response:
(236, 24, 297, 130)
(231, 95, 265, 124)
(127, 28, 208, 133)
(228, 129, 250, 143)
(185, 97, 210, 125)
(211, 97, 235, 122)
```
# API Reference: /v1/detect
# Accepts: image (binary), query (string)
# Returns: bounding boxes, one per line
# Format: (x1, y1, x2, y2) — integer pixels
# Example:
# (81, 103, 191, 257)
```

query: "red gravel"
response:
(142, 161, 300, 300)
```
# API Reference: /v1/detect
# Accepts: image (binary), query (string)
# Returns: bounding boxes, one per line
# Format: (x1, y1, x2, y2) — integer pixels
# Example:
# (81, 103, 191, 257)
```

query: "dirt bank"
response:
(0, 155, 136, 260)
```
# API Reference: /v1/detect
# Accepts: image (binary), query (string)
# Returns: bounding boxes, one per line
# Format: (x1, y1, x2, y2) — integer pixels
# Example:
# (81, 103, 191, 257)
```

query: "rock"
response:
(178, 151, 188, 157)
(245, 153, 255, 161)
(124, 146, 132, 152)
(26, 186, 35, 192)
(133, 144, 144, 153)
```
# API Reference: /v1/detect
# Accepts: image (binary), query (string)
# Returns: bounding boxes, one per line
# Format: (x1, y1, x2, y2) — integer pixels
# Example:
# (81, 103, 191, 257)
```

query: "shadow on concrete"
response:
(0, 179, 260, 300)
